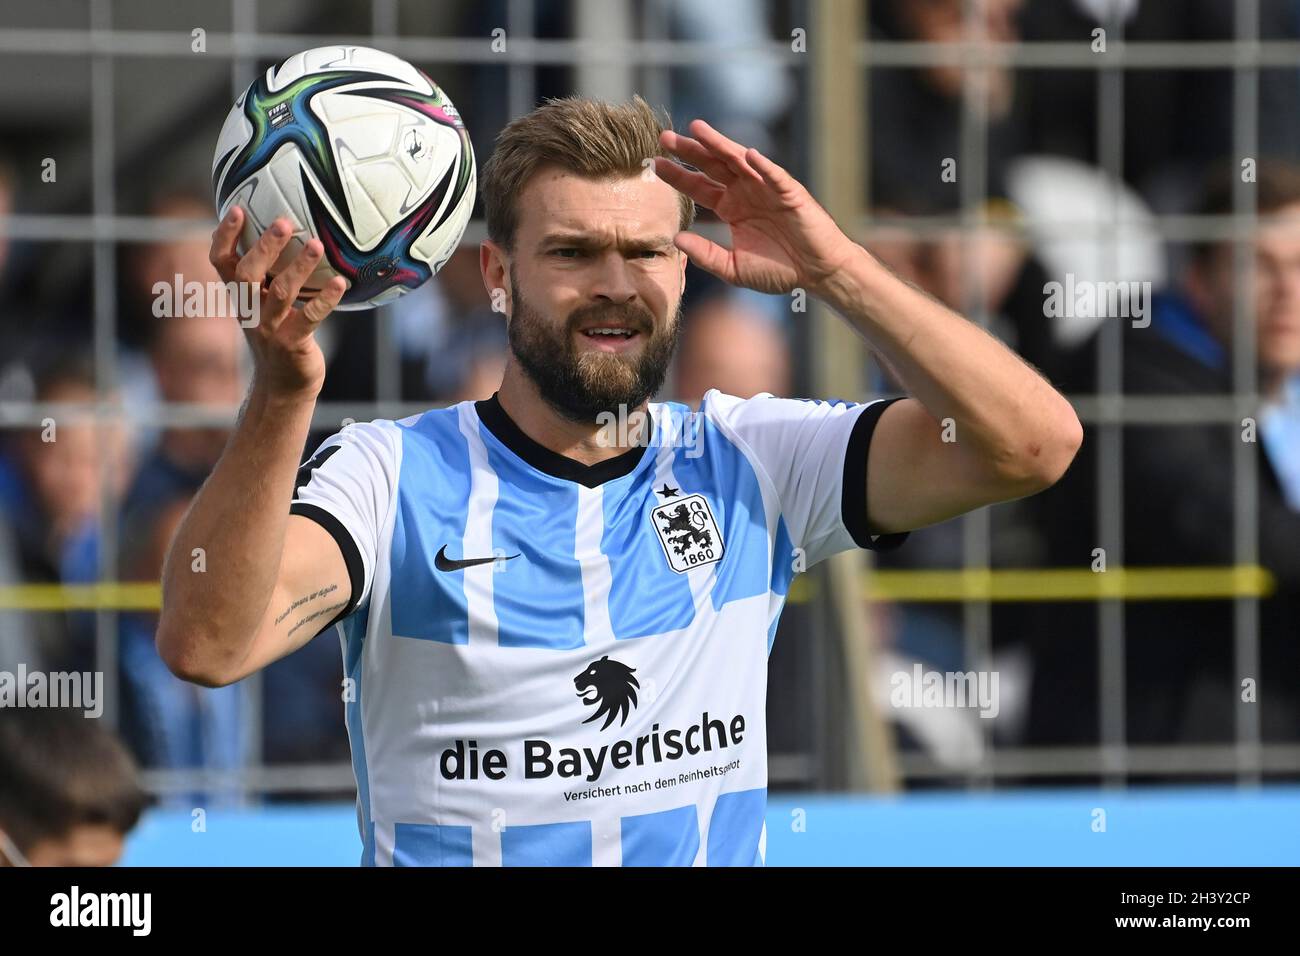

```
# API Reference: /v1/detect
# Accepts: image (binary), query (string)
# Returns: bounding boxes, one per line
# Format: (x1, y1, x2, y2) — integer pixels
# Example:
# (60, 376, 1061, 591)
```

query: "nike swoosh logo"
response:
(435, 545, 519, 572)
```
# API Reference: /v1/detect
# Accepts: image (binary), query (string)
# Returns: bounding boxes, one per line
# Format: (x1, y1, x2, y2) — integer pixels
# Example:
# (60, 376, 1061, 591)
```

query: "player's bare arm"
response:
(155, 208, 351, 688)
(655, 120, 1083, 535)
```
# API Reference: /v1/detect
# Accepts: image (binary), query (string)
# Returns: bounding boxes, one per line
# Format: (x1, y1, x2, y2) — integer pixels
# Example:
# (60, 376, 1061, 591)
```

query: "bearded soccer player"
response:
(158, 96, 1081, 866)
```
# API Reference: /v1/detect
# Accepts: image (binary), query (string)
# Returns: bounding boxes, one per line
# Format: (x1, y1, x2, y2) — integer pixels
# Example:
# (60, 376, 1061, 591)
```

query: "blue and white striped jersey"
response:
(290, 388, 906, 866)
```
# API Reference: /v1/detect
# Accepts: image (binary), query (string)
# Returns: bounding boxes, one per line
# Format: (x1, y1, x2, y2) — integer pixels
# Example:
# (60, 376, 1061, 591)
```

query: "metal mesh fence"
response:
(0, 0, 1294, 802)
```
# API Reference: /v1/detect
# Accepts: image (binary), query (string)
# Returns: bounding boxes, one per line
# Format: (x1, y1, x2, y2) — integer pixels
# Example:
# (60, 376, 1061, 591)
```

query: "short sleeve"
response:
(702, 390, 909, 568)
(289, 420, 399, 620)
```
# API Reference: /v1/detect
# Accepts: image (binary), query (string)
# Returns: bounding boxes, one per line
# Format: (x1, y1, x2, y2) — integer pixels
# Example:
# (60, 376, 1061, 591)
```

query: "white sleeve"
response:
(703, 389, 909, 568)
(289, 420, 399, 619)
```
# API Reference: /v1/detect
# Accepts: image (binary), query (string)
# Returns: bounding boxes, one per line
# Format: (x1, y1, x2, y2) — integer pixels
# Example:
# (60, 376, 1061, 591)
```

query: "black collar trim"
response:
(474, 393, 651, 488)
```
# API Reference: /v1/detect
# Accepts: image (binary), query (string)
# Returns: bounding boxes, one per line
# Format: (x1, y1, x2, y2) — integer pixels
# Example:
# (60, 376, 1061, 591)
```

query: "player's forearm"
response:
(157, 383, 316, 683)
(816, 244, 1082, 487)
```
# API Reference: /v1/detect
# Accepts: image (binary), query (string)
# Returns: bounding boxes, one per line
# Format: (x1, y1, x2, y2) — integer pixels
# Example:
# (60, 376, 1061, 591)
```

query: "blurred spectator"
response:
(658, 0, 795, 160)
(904, 206, 1066, 378)
(116, 192, 217, 410)
(416, 246, 510, 401)
(865, 0, 1076, 383)
(119, 191, 351, 777)
(121, 194, 213, 334)
(0, 522, 33, 674)
(459, 0, 793, 161)
(672, 293, 791, 405)
(864, 211, 1052, 762)
(869, 0, 1027, 213)
(0, 151, 13, 302)
(1018, 0, 1300, 213)
(0, 707, 150, 866)
(1024, 159, 1300, 749)
(116, 207, 249, 796)
(1003, 156, 1169, 353)
(0, 351, 129, 674)
(318, 246, 506, 408)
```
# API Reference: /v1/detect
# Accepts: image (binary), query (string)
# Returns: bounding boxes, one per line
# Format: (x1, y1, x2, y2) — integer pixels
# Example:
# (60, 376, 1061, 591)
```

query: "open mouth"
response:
(581, 327, 638, 338)
(578, 326, 642, 351)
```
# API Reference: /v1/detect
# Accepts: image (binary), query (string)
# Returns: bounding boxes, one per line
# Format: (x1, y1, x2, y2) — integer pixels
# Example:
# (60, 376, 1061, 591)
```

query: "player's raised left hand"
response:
(655, 120, 859, 296)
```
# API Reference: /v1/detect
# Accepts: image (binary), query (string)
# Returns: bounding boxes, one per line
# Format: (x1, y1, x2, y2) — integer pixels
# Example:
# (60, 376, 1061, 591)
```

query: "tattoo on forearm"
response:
(287, 600, 348, 637)
(273, 582, 340, 627)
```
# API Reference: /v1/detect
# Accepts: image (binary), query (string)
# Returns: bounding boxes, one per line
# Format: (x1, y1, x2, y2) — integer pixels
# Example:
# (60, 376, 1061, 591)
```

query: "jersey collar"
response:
(474, 392, 652, 488)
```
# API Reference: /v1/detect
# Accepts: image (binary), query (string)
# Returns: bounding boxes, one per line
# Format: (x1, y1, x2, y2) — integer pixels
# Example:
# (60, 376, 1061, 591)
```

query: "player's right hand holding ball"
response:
(208, 206, 348, 403)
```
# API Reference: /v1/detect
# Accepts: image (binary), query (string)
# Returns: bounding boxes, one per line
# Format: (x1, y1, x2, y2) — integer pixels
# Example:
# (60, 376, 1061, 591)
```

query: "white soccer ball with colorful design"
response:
(211, 45, 476, 310)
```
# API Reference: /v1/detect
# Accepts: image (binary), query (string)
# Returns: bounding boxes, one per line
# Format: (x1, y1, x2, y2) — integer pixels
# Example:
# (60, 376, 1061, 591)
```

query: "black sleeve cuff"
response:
(842, 397, 910, 552)
(289, 501, 365, 627)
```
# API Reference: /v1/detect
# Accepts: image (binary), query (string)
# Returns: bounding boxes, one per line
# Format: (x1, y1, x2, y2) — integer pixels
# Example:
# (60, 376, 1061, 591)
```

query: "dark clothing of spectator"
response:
(1013, 292, 1300, 747)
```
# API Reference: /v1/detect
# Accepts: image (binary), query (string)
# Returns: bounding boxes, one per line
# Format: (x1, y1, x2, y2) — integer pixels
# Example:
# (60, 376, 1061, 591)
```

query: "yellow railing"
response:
(0, 565, 1274, 611)
(789, 565, 1276, 603)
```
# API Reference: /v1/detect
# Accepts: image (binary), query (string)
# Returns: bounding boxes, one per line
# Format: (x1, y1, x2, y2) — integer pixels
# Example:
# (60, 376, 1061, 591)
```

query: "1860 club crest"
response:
(650, 493, 724, 573)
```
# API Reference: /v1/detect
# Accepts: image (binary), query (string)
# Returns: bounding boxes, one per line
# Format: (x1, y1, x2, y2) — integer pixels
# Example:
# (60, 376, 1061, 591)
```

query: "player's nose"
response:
(588, 252, 639, 304)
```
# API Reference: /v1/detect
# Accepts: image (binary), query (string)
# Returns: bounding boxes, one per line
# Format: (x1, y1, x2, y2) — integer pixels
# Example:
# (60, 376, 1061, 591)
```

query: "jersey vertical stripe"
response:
(288, 390, 905, 865)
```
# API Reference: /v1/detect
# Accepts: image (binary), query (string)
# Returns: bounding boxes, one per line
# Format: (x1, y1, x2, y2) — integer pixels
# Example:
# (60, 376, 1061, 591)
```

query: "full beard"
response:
(507, 272, 682, 424)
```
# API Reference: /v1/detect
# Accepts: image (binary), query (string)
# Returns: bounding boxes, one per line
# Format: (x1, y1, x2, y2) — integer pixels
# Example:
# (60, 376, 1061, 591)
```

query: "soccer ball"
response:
(211, 45, 476, 310)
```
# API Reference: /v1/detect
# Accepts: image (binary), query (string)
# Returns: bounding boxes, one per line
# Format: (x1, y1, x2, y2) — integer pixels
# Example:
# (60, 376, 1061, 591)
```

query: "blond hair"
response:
(481, 94, 696, 251)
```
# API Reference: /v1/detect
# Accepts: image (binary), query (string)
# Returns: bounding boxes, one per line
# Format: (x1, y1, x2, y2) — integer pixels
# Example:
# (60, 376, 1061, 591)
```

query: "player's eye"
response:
(551, 248, 583, 259)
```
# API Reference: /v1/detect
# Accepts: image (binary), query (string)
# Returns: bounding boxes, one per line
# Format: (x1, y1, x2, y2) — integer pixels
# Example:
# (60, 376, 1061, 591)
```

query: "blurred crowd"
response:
(866, 0, 1300, 771)
(0, 0, 1298, 816)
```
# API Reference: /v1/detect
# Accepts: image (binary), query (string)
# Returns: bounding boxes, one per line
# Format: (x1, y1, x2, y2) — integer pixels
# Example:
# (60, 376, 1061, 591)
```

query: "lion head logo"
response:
(574, 656, 639, 730)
